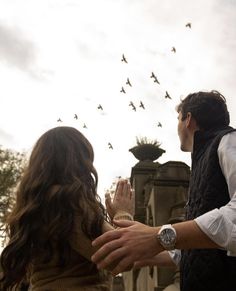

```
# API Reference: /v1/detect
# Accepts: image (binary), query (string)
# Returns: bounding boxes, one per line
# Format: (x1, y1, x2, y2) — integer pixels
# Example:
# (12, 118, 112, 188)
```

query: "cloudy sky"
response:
(0, 0, 236, 196)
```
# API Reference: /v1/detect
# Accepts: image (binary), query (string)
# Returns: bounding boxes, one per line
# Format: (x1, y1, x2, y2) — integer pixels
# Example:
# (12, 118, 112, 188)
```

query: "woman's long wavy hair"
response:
(0, 126, 106, 290)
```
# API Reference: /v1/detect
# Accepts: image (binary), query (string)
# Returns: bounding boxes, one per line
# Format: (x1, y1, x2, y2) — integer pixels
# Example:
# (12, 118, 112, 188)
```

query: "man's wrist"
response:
(157, 224, 177, 250)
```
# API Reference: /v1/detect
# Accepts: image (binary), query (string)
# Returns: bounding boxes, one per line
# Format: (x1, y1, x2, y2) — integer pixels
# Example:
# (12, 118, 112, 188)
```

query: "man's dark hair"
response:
(176, 90, 230, 130)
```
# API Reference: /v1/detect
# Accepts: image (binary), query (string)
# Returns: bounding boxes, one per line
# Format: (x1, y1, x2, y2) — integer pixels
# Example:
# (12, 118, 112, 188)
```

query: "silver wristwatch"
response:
(157, 224, 177, 250)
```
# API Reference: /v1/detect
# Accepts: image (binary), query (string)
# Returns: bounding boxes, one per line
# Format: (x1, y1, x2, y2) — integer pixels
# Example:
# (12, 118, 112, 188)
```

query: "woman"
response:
(0, 126, 134, 290)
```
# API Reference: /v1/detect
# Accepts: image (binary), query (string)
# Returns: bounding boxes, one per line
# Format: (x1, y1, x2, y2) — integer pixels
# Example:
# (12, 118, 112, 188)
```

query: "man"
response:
(92, 91, 236, 291)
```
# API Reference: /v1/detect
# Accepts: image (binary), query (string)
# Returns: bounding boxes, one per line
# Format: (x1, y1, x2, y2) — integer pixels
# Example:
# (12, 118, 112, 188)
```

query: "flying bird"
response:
(97, 104, 103, 110)
(139, 101, 145, 109)
(74, 114, 78, 120)
(185, 22, 191, 28)
(108, 142, 113, 149)
(150, 72, 156, 79)
(157, 122, 162, 128)
(153, 76, 160, 84)
(126, 78, 132, 87)
(129, 101, 135, 107)
(121, 54, 128, 63)
(120, 87, 126, 94)
(57, 118, 62, 122)
(83, 123, 87, 128)
(129, 101, 136, 111)
(171, 47, 176, 53)
(165, 91, 172, 99)
(150, 72, 160, 84)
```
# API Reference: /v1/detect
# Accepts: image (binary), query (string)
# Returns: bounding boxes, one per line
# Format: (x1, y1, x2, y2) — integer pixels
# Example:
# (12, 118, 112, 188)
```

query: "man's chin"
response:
(180, 145, 191, 152)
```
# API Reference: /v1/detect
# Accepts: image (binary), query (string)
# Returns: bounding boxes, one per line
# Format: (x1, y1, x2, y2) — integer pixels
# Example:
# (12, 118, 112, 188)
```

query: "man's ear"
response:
(185, 112, 192, 128)
(186, 112, 198, 130)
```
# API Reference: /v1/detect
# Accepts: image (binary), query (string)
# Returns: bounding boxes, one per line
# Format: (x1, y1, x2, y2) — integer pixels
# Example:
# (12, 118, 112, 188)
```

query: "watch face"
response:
(160, 229, 176, 244)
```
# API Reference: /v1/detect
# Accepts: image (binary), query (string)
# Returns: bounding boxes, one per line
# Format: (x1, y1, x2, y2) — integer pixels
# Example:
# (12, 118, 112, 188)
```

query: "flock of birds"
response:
(57, 22, 192, 150)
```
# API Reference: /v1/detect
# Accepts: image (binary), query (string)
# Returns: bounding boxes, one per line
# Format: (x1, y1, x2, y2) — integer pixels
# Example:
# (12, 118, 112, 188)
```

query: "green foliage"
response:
(0, 146, 26, 239)
(135, 136, 161, 147)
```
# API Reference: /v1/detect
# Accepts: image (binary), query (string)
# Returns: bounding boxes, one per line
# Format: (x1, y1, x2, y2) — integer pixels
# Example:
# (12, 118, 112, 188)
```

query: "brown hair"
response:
(0, 126, 106, 290)
(176, 90, 230, 130)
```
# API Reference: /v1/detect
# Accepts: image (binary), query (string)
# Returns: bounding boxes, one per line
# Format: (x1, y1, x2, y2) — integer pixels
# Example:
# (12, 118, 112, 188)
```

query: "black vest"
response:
(180, 126, 236, 291)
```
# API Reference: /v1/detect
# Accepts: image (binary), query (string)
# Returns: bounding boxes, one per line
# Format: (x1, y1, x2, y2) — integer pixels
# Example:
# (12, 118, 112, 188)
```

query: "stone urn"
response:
(129, 144, 165, 162)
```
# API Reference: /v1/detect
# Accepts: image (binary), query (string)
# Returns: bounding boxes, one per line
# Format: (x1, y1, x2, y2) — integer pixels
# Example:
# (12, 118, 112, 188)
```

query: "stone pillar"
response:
(124, 160, 190, 291)
(130, 160, 160, 223)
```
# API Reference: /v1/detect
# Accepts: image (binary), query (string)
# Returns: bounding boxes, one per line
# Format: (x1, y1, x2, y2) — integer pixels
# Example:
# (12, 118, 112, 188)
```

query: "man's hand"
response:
(134, 251, 177, 269)
(91, 220, 163, 276)
(105, 179, 134, 221)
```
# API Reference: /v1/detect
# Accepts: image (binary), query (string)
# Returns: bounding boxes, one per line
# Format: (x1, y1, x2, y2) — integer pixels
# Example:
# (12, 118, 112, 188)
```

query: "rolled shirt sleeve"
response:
(195, 204, 236, 255)
(168, 249, 182, 266)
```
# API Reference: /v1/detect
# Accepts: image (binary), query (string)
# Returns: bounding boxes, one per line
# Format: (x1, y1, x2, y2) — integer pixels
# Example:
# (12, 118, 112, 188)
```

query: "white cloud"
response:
(0, 22, 37, 73)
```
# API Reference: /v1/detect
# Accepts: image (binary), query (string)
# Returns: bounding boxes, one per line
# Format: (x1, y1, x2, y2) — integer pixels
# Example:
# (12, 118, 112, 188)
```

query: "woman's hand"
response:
(105, 179, 135, 221)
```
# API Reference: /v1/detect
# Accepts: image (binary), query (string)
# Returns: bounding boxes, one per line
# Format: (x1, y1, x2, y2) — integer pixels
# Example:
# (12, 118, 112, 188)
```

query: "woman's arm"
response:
(70, 220, 114, 261)
(70, 179, 134, 261)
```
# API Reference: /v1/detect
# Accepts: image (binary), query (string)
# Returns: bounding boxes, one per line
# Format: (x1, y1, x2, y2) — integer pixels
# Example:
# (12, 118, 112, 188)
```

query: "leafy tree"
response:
(0, 146, 26, 241)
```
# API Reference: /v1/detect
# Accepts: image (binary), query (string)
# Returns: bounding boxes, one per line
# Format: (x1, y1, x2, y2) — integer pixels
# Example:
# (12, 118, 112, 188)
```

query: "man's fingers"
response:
(92, 237, 124, 265)
(96, 245, 128, 270)
(92, 230, 121, 247)
(113, 220, 136, 228)
(92, 227, 133, 267)
(110, 256, 135, 276)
